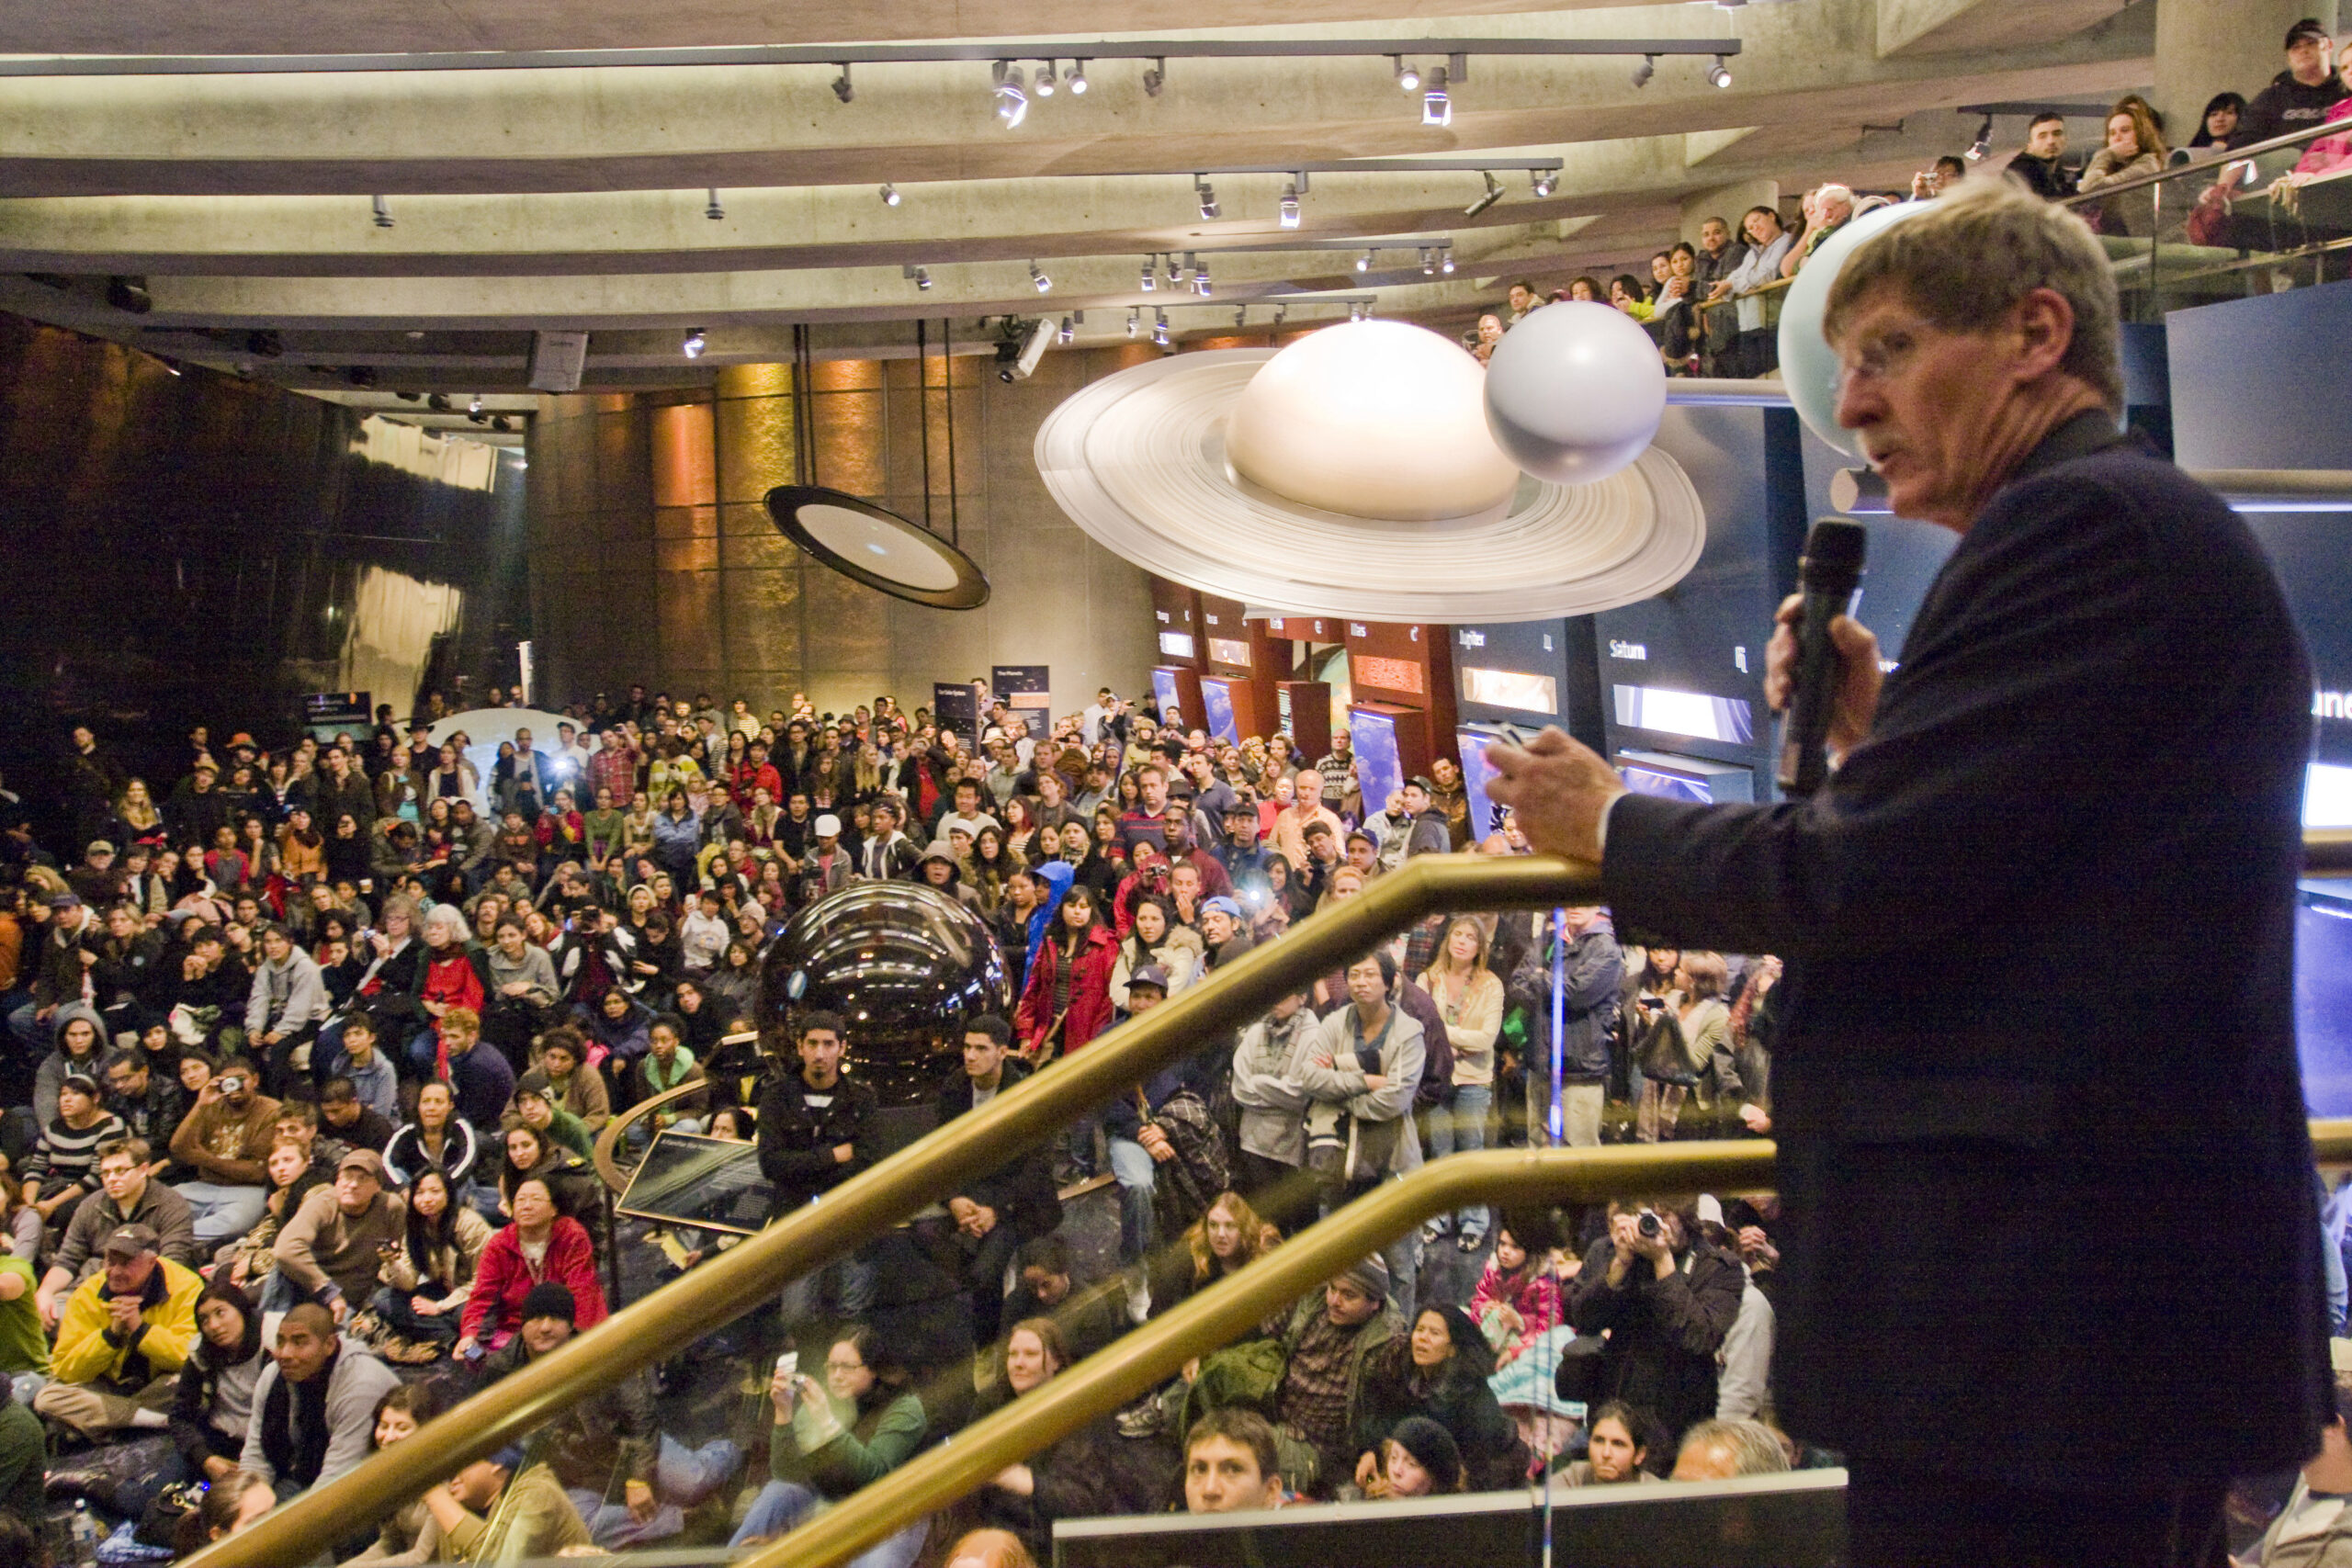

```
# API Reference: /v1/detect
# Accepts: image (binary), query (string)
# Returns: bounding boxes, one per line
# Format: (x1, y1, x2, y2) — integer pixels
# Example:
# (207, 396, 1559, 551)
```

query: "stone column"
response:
(2154, 0, 2335, 149)
(712, 363, 807, 709)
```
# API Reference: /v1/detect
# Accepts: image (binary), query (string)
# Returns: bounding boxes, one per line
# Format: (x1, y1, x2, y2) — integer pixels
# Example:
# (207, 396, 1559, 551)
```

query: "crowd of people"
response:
(0, 674, 1812, 1565)
(1462, 22, 2352, 385)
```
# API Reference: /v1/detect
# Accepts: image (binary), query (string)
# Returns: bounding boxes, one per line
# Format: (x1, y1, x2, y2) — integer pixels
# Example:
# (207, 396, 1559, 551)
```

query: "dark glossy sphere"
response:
(759, 880, 1012, 1105)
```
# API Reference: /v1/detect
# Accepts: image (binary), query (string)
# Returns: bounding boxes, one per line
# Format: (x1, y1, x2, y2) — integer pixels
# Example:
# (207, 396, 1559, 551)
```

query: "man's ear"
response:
(2011, 288, 2077, 384)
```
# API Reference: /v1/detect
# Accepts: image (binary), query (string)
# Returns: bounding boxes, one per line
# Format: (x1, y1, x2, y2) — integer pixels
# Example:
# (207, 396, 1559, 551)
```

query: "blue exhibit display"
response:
(1349, 707, 1406, 821)
(2299, 886, 2352, 1116)
(1202, 679, 1239, 745)
(1593, 404, 1804, 796)
(1150, 667, 1184, 725)
(1456, 727, 1506, 840)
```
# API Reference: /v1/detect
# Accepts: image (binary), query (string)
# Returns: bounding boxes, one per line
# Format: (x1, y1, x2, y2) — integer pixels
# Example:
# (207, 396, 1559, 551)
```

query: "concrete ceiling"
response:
(0, 0, 2154, 417)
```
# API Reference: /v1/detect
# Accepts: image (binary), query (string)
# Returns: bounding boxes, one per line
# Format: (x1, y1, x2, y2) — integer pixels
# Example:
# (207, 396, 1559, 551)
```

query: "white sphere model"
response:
(1224, 319, 1522, 521)
(1482, 301, 1668, 483)
(1777, 198, 1933, 457)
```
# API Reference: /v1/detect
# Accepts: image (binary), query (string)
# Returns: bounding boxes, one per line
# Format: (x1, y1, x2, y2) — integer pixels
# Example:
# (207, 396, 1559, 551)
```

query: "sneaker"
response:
(1421, 1219, 1452, 1245)
(1114, 1400, 1167, 1438)
(1124, 1271, 1151, 1325)
(1457, 1231, 1487, 1254)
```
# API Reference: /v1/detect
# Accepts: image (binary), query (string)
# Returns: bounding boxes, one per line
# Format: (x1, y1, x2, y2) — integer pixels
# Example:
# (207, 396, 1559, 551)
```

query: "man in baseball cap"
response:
(32, 1223, 204, 1438)
(2233, 17, 2348, 147)
(268, 1147, 405, 1318)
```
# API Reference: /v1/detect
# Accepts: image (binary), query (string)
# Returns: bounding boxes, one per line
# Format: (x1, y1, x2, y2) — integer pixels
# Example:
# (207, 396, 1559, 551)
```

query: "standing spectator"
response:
(33, 1223, 203, 1439)
(757, 1012, 878, 1321)
(1227, 990, 1317, 1230)
(2076, 100, 2168, 235)
(929, 1018, 1061, 1346)
(1508, 906, 1623, 1148)
(1012, 886, 1117, 1066)
(2006, 113, 2077, 199)
(1297, 954, 1426, 1316)
(239, 1303, 401, 1500)
(1417, 919, 1500, 1248)
(2233, 18, 2349, 148)
(1781, 185, 1854, 276)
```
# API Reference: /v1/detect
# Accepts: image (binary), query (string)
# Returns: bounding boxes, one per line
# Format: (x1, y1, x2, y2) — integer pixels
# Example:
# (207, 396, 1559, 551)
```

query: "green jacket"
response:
(774, 1386, 927, 1500)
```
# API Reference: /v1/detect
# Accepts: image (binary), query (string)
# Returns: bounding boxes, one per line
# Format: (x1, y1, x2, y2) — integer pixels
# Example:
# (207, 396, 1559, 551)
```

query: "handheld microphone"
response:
(1776, 519, 1869, 797)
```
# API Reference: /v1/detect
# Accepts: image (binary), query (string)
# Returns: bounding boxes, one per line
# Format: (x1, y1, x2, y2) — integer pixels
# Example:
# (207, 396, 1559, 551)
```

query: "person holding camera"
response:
(1562, 1201, 1743, 1463)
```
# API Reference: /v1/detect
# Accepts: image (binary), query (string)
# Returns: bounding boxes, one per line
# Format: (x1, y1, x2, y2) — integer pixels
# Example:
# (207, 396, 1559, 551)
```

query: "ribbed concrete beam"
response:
(0, 5, 2150, 197)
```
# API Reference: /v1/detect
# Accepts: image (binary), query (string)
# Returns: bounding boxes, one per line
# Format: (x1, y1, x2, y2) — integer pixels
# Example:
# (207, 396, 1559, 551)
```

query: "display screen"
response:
(2310, 762, 2352, 829)
(1611, 684, 1757, 745)
(1151, 668, 1183, 722)
(2298, 889, 2352, 1117)
(1208, 637, 1252, 670)
(1457, 728, 1503, 841)
(1158, 630, 1196, 660)
(1350, 709, 1404, 818)
(1461, 666, 1558, 715)
(1203, 681, 1239, 746)
(1621, 765, 1715, 805)
(616, 1132, 775, 1235)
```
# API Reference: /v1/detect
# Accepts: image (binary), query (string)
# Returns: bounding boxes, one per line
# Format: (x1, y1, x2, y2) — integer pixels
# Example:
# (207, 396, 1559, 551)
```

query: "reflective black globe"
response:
(759, 880, 1013, 1105)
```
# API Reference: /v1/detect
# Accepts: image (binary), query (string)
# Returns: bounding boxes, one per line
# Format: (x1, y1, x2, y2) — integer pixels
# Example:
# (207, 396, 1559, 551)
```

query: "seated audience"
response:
(730, 1325, 928, 1564)
(1351, 1303, 1523, 1491)
(1182, 1408, 1287, 1514)
(168, 1278, 270, 1483)
(382, 1079, 481, 1193)
(411, 1446, 594, 1562)
(967, 1317, 1169, 1559)
(167, 1061, 281, 1245)
(1561, 1400, 1664, 1486)
(34, 1222, 203, 1440)
(171, 1467, 276, 1555)
(368, 1168, 490, 1364)
(1668, 1416, 1792, 1481)
(40, 1137, 198, 1317)
(238, 1301, 401, 1498)
(925, 1017, 1061, 1345)
(269, 1147, 407, 1316)
(456, 1176, 606, 1359)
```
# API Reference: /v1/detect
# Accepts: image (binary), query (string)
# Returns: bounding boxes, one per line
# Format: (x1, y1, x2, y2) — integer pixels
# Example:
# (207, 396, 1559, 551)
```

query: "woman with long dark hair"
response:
(168, 1278, 271, 1484)
(368, 1168, 491, 1363)
(1012, 886, 1117, 1061)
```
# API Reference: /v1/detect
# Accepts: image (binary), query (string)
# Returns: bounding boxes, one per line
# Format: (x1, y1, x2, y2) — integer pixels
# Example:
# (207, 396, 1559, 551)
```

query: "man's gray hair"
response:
(1679, 1418, 1792, 1477)
(1822, 177, 2124, 413)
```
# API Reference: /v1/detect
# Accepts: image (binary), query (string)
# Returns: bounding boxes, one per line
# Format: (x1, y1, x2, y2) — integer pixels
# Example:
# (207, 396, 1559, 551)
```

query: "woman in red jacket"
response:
(454, 1177, 607, 1358)
(1013, 886, 1118, 1061)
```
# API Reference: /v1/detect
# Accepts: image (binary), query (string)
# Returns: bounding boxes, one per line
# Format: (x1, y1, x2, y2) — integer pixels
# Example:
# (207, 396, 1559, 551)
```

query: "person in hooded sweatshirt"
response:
(239, 1301, 401, 1500)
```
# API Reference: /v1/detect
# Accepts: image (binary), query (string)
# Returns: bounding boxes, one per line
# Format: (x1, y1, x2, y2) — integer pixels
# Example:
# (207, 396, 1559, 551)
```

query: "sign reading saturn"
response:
(1035, 309, 1704, 623)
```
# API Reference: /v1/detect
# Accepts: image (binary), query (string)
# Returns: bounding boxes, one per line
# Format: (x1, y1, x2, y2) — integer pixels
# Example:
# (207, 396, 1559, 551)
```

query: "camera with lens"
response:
(217, 1075, 244, 1094)
(1636, 1210, 1663, 1239)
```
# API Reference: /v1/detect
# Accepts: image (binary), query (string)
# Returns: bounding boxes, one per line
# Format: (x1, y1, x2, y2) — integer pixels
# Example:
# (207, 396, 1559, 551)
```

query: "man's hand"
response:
(963, 1203, 998, 1238)
(34, 1290, 60, 1331)
(1137, 1126, 1175, 1164)
(412, 1295, 444, 1317)
(77, 949, 96, 968)
(624, 1479, 658, 1523)
(107, 1293, 144, 1335)
(831, 1143, 855, 1165)
(1764, 595, 1883, 765)
(1485, 728, 1624, 863)
(202, 1455, 239, 1483)
(329, 1296, 350, 1325)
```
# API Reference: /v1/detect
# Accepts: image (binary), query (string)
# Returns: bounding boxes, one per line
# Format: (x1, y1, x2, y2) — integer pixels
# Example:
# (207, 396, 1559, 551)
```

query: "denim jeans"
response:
(729, 1480, 923, 1566)
(1106, 1135, 1159, 1266)
(1425, 1084, 1492, 1239)
(175, 1180, 270, 1245)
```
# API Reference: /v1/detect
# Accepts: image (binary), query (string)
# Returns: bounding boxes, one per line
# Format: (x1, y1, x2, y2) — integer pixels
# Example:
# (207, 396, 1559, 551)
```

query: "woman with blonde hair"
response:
(1419, 917, 1504, 1250)
(114, 778, 164, 843)
(2077, 97, 2168, 236)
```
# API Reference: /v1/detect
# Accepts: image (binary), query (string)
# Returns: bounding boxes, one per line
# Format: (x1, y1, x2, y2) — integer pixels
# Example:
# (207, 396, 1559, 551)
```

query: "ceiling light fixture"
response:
(1035, 61, 1057, 96)
(492, 414, 514, 432)
(993, 62, 1028, 128)
(1532, 168, 1558, 197)
(1195, 175, 1220, 220)
(468, 394, 484, 415)
(879, 182, 899, 206)
(106, 276, 152, 314)
(831, 63, 854, 102)
(1966, 112, 1994, 161)
(427, 392, 452, 412)
(1631, 53, 1656, 89)
(1152, 309, 1170, 347)
(1422, 65, 1452, 128)
(1442, 251, 1456, 274)
(1067, 60, 1089, 94)
(245, 329, 283, 358)
(1394, 57, 1421, 92)
(1234, 305, 1248, 328)
(1193, 257, 1212, 296)
(1349, 301, 1366, 321)
(1279, 179, 1301, 229)
(1127, 307, 1141, 338)
(904, 263, 932, 289)
(1274, 303, 1289, 324)
(1464, 169, 1504, 218)
(1057, 314, 1075, 344)
(683, 327, 707, 358)
(1709, 55, 1734, 89)
(1142, 58, 1165, 97)
(1357, 249, 1374, 272)
(1419, 248, 1436, 276)
(1030, 260, 1051, 292)
(705, 187, 725, 220)
(1139, 256, 1157, 292)
(371, 195, 394, 229)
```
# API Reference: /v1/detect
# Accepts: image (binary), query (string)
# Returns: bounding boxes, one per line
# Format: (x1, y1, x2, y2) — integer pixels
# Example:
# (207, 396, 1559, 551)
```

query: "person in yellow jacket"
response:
(32, 1223, 202, 1438)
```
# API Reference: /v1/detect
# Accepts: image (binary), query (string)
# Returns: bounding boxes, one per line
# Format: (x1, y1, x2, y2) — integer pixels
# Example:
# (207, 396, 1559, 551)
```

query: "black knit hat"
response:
(520, 1281, 576, 1326)
(1386, 1416, 1462, 1486)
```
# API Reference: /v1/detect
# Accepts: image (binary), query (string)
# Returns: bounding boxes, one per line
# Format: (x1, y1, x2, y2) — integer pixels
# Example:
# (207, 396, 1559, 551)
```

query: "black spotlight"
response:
(244, 329, 283, 358)
(345, 366, 379, 388)
(765, 485, 989, 611)
(106, 276, 152, 315)
(426, 392, 452, 412)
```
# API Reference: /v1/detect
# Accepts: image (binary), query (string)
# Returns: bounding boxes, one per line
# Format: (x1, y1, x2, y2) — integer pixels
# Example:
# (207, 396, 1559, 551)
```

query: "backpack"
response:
(1628, 1000, 1700, 1089)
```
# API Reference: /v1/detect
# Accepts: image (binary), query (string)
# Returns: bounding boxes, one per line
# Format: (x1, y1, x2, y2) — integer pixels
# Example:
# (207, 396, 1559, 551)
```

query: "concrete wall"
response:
(527, 344, 1160, 717)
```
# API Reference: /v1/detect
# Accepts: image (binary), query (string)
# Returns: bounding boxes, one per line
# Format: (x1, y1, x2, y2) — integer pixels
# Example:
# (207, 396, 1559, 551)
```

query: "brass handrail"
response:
(181, 850, 1604, 1568)
(592, 1070, 746, 1193)
(761, 1121, 2352, 1568)
(184, 833, 2352, 1568)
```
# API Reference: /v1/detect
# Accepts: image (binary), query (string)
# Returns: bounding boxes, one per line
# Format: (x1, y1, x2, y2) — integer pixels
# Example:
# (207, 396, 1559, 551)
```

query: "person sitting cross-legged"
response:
(33, 1221, 204, 1442)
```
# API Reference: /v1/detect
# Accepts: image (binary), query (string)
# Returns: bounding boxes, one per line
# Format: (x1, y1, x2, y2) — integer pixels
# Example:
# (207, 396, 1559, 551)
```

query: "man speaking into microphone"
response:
(1487, 178, 2326, 1566)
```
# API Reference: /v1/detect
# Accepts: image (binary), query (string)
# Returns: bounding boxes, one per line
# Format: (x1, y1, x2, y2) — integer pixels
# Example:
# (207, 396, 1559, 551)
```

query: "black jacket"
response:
(933, 1058, 1062, 1242)
(1507, 917, 1623, 1082)
(1564, 1237, 1745, 1450)
(1602, 416, 2327, 1485)
(756, 1068, 879, 1217)
(2233, 68, 2352, 147)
